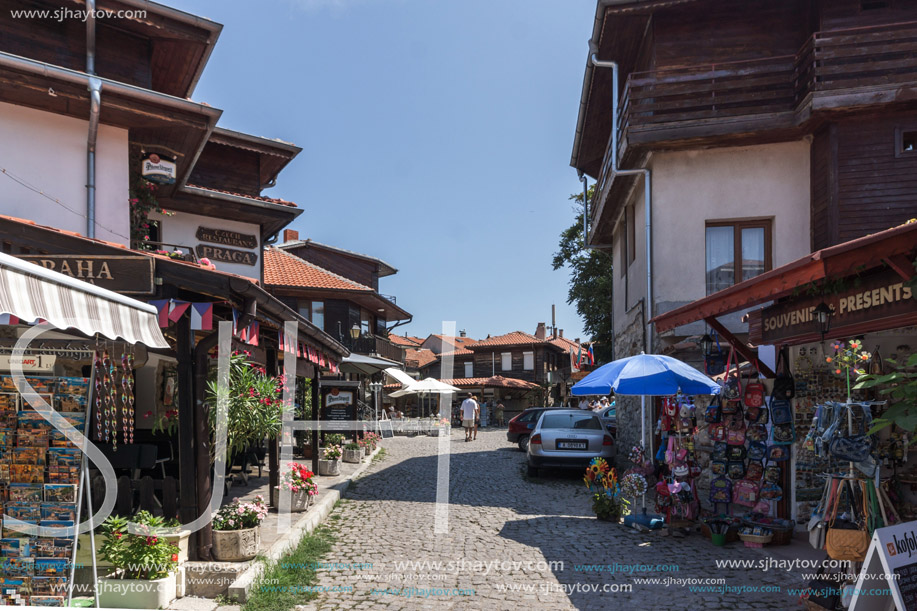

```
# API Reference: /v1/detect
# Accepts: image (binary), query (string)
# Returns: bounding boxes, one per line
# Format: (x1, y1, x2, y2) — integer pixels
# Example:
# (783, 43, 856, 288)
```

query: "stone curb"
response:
(226, 446, 381, 602)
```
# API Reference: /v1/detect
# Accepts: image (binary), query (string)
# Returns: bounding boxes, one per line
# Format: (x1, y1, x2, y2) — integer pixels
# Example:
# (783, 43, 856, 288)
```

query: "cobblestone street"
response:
(298, 430, 809, 610)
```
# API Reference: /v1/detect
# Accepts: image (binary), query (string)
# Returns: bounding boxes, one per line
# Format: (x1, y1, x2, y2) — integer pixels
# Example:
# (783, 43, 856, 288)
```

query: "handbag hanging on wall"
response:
(744, 359, 766, 409)
(721, 347, 742, 401)
(825, 480, 869, 562)
(772, 346, 795, 400)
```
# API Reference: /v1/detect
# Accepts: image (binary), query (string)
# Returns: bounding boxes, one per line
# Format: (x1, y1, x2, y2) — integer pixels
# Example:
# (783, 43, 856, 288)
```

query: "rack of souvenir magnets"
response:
(0, 374, 92, 607)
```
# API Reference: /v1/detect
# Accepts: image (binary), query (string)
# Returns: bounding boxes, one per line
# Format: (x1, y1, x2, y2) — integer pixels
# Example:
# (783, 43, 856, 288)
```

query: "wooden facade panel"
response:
(653, 0, 808, 68)
(834, 112, 917, 243)
(818, 0, 917, 31)
(811, 127, 831, 250)
(188, 143, 262, 196)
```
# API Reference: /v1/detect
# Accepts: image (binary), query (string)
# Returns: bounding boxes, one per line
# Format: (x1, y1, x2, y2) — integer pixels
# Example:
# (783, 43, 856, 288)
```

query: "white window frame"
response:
(501, 352, 512, 371)
(523, 351, 534, 371)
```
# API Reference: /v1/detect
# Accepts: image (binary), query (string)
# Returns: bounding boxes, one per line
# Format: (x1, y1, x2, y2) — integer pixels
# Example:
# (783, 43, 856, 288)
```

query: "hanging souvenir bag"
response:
(727, 460, 746, 480)
(673, 461, 689, 478)
(828, 404, 875, 463)
(709, 423, 727, 443)
(764, 464, 782, 483)
(710, 476, 732, 505)
(721, 347, 742, 400)
(711, 460, 727, 476)
(655, 480, 673, 508)
(704, 330, 727, 376)
(771, 422, 795, 445)
(759, 483, 783, 501)
(712, 441, 727, 461)
(727, 445, 747, 461)
(746, 423, 768, 442)
(725, 405, 745, 431)
(772, 347, 795, 400)
(809, 478, 839, 550)
(664, 435, 676, 464)
(826, 481, 869, 562)
(770, 397, 793, 426)
(726, 427, 746, 446)
(745, 461, 764, 481)
(744, 359, 766, 408)
(767, 445, 789, 462)
(732, 479, 759, 507)
(747, 440, 767, 461)
(722, 400, 741, 416)
(704, 396, 723, 424)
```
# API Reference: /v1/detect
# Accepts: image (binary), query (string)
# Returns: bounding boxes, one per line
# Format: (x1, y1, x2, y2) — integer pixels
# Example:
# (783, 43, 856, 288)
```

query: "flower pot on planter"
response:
(162, 530, 191, 564)
(98, 572, 176, 609)
(342, 449, 362, 463)
(301, 445, 313, 459)
(318, 459, 340, 476)
(291, 490, 314, 512)
(212, 526, 261, 562)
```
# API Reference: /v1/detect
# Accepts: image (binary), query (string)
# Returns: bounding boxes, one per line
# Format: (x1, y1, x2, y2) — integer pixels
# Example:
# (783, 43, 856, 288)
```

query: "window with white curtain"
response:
(501, 352, 512, 371)
(464, 362, 473, 378)
(523, 352, 534, 370)
(705, 220, 771, 295)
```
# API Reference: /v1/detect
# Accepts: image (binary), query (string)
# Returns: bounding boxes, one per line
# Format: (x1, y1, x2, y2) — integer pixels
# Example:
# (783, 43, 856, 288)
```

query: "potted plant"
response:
(360, 432, 380, 456)
(318, 444, 342, 476)
(583, 459, 628, 522)
(97, 515, 180, 609)
(278, 462, 318, 512)
(210, 495, 268, 561)
(342, 443, 362, 463)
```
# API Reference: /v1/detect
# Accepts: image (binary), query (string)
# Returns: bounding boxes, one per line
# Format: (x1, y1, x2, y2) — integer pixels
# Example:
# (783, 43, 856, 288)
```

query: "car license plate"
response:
(558, 440, 587, 450)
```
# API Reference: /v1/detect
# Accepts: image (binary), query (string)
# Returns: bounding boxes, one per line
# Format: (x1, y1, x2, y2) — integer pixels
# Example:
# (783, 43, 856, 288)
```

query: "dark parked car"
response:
(507, 407, 564, 452)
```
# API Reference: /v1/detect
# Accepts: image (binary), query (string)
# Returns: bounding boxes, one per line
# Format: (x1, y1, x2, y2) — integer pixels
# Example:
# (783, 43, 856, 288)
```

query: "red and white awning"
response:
(0, 252, 169, 348)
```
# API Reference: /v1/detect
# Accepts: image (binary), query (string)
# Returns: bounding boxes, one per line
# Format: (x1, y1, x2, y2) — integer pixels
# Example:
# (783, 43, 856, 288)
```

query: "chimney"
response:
(575, 338, 580, 344)
(559, 329, 563, 338)
(459, 329, 466, 337)
(535, 323, 546, 340)
(283, 229, 299, 243)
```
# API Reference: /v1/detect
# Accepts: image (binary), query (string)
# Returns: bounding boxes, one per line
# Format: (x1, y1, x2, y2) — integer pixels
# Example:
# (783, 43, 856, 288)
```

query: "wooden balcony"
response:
(593, 21, 917, 207)
(347, 334, 404, 363)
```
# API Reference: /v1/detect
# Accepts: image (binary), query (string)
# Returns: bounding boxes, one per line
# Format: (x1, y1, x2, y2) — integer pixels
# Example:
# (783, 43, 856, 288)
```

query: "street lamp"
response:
(814, 302, 832, 338)
(350, 323, 361, 340)
(368, 381, 383, 433)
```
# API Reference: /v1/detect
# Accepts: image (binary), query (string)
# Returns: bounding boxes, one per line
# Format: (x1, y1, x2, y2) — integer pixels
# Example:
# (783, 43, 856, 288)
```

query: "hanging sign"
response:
(850, 520, 917, 610)
(195, 245, 257, 266)
(0, 354, 56, 372)
(195, 227, 258, 250)
(320, 383, 358, 431)
(19, 256, 155, 294)
(760, 270, 914, 344)
(140, 153, 176, 185)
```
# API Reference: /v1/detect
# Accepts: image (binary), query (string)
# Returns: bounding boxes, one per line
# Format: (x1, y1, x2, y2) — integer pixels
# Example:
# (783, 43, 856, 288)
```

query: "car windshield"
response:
(541, 413, 602, 430)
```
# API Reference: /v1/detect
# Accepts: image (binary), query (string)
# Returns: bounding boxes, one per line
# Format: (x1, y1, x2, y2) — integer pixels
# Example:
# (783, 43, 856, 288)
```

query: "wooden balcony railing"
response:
(594, 20, 917, 203)
(347, 334, 404, 363)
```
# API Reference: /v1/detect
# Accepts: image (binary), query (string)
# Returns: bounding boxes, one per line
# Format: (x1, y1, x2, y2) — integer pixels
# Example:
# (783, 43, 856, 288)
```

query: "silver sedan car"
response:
(526, 409, 615, 477)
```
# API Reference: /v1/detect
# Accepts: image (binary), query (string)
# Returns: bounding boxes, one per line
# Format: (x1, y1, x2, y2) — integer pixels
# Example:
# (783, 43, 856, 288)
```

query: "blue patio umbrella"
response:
(572, 353, 720, 519)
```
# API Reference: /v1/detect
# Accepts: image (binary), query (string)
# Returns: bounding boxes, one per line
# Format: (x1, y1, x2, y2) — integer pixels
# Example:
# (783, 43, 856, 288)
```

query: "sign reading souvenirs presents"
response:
(760, 270, 915, 344)
(19, 256, 155, 294)
(140, 153, 176, 185)
(196, 227, 258, 250)
(195, 245, 257, 266)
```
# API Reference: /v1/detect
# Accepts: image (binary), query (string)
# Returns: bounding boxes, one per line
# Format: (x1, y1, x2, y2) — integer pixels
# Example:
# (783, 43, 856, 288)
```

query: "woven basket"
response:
(739, 533, 773, 547)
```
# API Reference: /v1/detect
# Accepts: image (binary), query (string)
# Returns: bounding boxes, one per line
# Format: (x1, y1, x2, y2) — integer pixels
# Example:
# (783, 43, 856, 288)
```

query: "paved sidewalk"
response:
(295, 429, 811, 611)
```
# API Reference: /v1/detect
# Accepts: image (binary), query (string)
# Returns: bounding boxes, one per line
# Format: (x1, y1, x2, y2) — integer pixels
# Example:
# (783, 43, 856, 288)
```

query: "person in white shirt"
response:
(578, 398, 590, 410)
(461, 393, 478, 442)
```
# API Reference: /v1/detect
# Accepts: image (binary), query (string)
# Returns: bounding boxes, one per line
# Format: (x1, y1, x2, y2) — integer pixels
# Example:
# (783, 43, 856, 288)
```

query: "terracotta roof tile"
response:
(438, 348, 473, 357)
(404, 348, 438, 369)
(469, 331, 543, 348)
(263, 248, 371, 291)
(549, 336, 582, 352)
(184, 184, 298, 208)
(389, 334, 423, 348)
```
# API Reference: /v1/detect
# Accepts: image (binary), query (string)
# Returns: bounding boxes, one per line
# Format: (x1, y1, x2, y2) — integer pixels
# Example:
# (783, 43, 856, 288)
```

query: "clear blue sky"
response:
(171, 0, 597, 342)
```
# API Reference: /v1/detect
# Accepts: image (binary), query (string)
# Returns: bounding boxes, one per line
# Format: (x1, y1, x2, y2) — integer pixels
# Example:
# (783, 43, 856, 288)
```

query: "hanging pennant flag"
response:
(278, 329, 285, 352)
(149, 300, 170, 328)
(189, 303, 213, 331)
(0, 314, 20, 326)
(232, 309, 239, 336)
(248, 321, 260, 347)
(588, 344, 595, 366)
(168, 300, 191, 323)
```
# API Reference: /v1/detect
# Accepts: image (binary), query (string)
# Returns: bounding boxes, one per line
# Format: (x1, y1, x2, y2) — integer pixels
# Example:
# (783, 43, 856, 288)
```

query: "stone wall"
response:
(612, 303, 646, 470)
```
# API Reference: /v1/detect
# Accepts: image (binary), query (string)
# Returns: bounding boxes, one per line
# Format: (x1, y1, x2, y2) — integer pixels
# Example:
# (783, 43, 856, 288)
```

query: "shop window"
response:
(501, 352, 512, 371)
(705, 220, 772, 295)
(523, 351, 534, 371)
(464, 362, 473, 378)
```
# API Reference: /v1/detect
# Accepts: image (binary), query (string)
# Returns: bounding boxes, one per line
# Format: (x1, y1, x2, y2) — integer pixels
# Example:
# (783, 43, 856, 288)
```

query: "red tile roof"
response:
(469, 331, 543, 348)
(438, 348, 473, 357)
(431, 334, 477, 347)
(404, 348, 438, 369)
(184, 184, 298, 208)
(439, 376, 541, 390)
(389, 334, 423, 348)
(549, 336, 582, 352)
(263, 248, 372, 291)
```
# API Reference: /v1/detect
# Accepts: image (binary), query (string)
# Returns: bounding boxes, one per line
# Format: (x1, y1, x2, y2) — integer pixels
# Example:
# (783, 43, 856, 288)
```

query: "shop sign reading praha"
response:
(761, 270, 914, 343)
(19, 256, 155, 294)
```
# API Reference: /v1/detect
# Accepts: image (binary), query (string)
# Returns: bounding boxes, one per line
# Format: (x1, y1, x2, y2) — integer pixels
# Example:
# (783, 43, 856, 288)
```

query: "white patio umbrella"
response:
(388, 378, 461, 417)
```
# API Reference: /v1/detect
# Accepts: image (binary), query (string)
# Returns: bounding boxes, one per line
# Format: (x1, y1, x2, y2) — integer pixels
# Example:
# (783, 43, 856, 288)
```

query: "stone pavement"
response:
(293, 429, 812, 611)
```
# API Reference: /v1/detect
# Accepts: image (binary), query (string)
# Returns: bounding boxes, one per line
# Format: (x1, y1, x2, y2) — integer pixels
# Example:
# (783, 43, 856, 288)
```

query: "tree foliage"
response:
(552, 185, 615, 364)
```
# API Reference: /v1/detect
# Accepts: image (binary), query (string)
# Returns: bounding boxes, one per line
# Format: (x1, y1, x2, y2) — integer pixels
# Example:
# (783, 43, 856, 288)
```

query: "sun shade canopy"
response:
(0, 252, 169, 348)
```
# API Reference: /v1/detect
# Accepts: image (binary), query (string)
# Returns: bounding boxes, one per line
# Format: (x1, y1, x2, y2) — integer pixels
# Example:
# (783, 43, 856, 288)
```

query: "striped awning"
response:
(0, 252, 169, 348)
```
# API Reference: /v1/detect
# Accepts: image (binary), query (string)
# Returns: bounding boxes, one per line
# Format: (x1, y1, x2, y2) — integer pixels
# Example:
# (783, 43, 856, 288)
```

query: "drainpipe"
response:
(86, 0, 100, 239)
(589, 54, 654, 354)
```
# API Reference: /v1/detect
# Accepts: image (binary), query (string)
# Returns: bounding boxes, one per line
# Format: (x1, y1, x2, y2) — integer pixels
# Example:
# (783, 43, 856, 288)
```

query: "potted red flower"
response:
(278, 462, 319, 512)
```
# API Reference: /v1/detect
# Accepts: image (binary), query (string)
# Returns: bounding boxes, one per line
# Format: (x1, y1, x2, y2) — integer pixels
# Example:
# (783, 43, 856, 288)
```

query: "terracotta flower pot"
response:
(212, 526, 260, 561)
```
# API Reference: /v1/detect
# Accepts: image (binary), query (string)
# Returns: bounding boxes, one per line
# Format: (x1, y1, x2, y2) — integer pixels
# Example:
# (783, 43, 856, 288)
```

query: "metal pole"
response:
(68, 358, 98, 606)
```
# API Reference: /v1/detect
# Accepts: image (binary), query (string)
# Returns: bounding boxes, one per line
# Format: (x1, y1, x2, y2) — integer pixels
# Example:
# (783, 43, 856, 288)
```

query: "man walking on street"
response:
(461, 393, 478, 442)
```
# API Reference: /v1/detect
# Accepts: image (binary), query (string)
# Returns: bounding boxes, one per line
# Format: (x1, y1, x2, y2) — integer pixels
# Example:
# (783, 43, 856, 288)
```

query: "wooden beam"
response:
(883, 255, 916, 281)
(705, 317, 776, 379)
